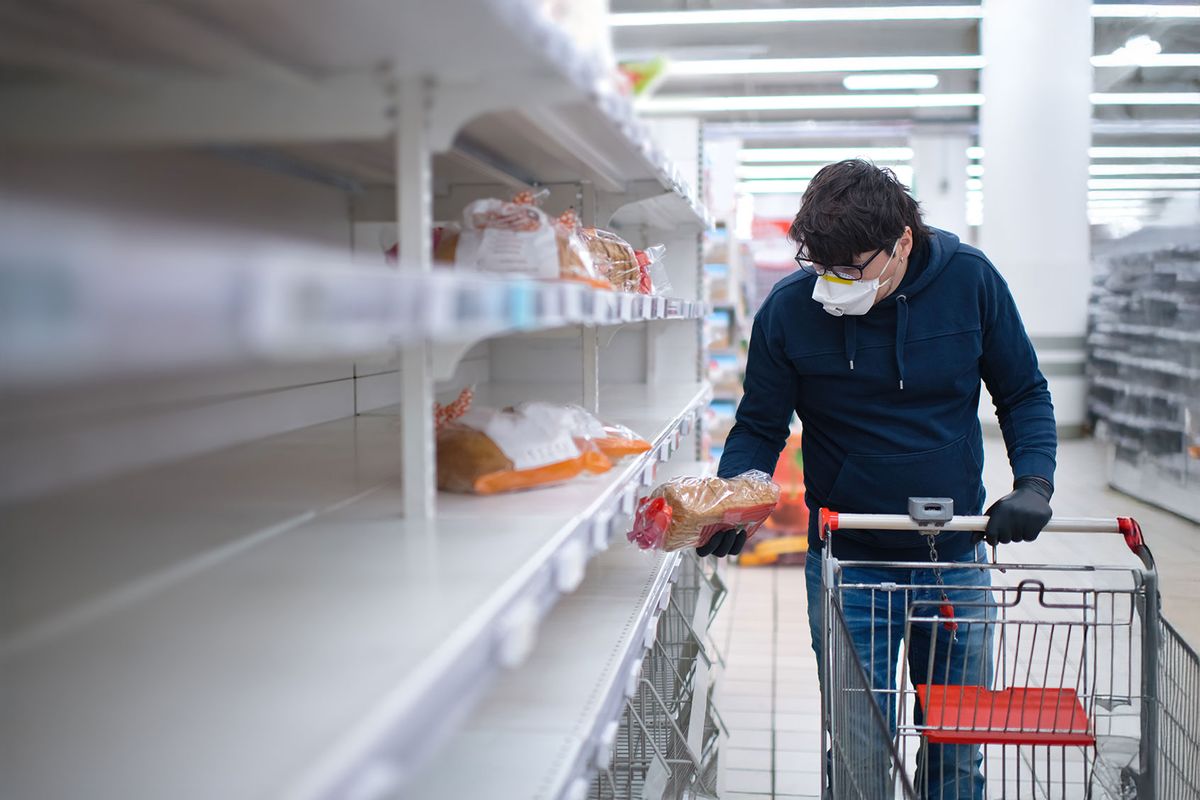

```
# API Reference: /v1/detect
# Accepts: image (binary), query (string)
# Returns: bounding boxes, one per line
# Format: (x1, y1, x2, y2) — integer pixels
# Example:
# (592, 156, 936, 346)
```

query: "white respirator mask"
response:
(811, 239, 901, 317)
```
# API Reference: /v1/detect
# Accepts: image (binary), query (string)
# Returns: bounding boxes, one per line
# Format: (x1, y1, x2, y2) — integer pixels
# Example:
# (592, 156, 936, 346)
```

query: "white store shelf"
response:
(0, 1, 708, 229)
(407, 460, 714, 800)
(0, 235, 706, 389)
(0, 382, 710, 800)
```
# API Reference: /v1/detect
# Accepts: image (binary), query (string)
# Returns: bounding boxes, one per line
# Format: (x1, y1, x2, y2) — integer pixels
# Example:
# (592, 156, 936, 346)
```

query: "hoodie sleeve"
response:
(717, 305, 798, 479)
(979, 264, 1058, 487)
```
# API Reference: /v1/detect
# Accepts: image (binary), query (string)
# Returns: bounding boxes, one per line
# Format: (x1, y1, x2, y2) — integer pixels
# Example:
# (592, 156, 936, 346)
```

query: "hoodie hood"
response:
(839, 228, 961, 389)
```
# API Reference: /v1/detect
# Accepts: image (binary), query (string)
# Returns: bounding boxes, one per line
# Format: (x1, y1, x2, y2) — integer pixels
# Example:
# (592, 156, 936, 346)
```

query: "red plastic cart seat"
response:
(916, 685, 1095, 746)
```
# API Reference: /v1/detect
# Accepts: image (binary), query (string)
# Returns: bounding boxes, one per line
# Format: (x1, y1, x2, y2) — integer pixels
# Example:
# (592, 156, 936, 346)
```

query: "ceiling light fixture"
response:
(968, 164, 1200, 177)
(610, 6, 984, 26)
(1091, 92, 1200, 105)
(843, 73, 940, 91)
(668, 55, 985, 77)
(1090, 164, 1200, 176)
(737, 165, 915, 182)
(1090, 4, 1200, 19)
(739, 147, 914, 162)
(1089, 178, 1200, 189)
(736, 180, 812, 194)
(611, 4, 1197, 27)
(970, 146, 1200, 160)
(638, 93, 984, 113)
(1092, 53, 1200, 68)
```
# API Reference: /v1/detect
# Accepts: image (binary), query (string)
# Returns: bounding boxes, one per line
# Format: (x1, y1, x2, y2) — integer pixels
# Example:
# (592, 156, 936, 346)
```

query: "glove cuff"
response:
(1014, 475, 1054, 500)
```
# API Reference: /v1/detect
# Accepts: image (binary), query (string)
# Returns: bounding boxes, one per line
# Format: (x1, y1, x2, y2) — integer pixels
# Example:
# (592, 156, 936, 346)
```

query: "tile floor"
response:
(708, 436, 1200, 799)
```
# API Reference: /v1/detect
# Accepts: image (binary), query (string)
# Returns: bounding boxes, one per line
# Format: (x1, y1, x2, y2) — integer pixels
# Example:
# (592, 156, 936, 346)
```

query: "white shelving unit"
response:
(404, 460, 719, 800)
(0, 3, 717, 799)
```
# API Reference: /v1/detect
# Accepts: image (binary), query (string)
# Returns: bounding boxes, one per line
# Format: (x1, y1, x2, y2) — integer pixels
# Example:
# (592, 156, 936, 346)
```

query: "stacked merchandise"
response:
(702, 226, 749, 459)
(400, 190, 672, 295)
(434, 389, 651, 495)
(1086, 232, 1200, 522)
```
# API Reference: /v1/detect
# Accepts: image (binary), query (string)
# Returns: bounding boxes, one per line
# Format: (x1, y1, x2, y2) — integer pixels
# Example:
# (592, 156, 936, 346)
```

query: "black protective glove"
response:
(977, 476, 1053, 545)
(696, 529, 747, 558)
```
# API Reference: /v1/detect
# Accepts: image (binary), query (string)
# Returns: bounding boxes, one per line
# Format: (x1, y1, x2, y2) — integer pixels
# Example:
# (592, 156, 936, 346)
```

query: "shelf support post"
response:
(397, 76, 436, 520)
(582, 326, 600, 414)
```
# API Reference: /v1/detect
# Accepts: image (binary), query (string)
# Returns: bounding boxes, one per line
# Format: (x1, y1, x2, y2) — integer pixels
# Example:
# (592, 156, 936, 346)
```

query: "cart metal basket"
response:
(819, 502, 1200, 800)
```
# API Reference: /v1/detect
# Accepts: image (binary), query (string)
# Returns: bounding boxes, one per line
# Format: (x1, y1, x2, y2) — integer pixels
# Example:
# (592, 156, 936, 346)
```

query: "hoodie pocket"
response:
(824, 437, 984, 548)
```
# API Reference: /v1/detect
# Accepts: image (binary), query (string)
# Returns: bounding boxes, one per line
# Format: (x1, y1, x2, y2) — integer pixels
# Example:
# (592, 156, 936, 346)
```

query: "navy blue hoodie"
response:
(718, 228, 1057, 560)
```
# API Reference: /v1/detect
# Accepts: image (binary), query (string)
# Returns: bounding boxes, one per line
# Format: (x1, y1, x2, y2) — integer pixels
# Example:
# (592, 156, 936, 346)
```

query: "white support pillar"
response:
(397, 78, 436, 519)
(910, 127, 970, 236)
(979, 0, 1093, 435)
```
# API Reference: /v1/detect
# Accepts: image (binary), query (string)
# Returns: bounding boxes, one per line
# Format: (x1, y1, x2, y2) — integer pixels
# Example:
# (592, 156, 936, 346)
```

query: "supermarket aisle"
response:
(710, 434, 1200, 798)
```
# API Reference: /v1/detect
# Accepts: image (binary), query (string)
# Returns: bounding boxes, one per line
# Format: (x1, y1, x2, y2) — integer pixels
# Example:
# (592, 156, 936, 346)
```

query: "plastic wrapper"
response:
(628, 470, 781, 552)
(635, 244, 671, 295)
(452, 191, 609, 289)
(513, 401, 651, 461)
(437, 403, 612, 494)
(555, 210, 612, 290)
(580, 227, 640, 292)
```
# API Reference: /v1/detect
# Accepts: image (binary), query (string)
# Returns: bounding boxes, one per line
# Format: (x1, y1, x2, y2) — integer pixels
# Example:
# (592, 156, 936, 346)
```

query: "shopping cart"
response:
(817, 499, 1200, 800)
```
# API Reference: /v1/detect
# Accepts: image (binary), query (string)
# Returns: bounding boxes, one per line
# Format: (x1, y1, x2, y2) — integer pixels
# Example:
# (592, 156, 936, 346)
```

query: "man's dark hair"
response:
(788, 159, 932, 266)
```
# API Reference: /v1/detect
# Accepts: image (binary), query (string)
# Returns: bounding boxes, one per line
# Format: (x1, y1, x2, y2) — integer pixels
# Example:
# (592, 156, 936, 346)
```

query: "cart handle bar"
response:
(819, 509, 1146, 555)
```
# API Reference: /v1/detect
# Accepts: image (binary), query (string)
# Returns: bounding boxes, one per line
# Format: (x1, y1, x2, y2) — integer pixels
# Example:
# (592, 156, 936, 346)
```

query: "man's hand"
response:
(696, 529, 746, 558)
(978, 477, 1053, 545)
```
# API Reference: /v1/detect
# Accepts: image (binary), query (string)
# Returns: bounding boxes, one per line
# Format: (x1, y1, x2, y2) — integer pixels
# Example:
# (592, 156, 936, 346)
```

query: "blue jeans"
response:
(806, 544, 994, 800)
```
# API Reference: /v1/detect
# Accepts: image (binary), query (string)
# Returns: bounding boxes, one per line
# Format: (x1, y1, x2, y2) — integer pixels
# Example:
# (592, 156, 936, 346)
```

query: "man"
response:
(701, 160, 1056, 799)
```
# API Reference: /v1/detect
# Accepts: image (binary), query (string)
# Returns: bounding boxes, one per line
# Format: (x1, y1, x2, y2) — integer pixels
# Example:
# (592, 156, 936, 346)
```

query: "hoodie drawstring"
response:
(844, 318, 857, 370)
(895, 294, 909, 390)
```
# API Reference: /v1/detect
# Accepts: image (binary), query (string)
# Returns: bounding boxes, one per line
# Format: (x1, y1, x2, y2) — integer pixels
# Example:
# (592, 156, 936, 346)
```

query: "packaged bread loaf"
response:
(628, 471, 781, 552)
(452, 191, 609, 289)
(580, 227, 640, 292)
(437, 404, 612, 495)
(513, 401, 651, 461)
(555, 210, 612, 290)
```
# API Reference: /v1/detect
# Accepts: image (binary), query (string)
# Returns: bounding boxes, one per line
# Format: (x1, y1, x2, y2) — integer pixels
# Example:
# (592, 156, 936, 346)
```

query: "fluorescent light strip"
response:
(610, 6, 984, 26)
(970, 146, 1200, 160)
(1092, 53, 1200, 68)
(739, 147, 914, 163)
(738, 165, 915, 181)
(737, 181, 812, 194)
(1090, 178, 1200, 189)
(1089, 190, 1192, 199)
(666, 53, 1200, 78)
(669, 55, 985, 77)
(844, 73, 939, 91)
(613, 4, 1197, 27)
(1090, 4, 1200, 19)
(1091, 92, 1200, 105)
(1091, 146, 1200, 159)
(640, 93, 1194, 114)
(1090, 164, 1200, 176)
(969, 164, 1200, 177)
(639, 93, 983, 112)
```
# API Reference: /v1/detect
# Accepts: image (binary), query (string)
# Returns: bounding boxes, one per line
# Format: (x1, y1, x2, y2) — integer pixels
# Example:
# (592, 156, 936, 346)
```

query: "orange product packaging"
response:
(437, 404, 612, 495)
(512, 401, 652, 461)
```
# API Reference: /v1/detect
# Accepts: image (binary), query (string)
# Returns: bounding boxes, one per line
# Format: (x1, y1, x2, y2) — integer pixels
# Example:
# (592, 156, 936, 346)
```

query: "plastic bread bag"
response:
(553, 209, 611, 290)
(437, 404, 612, 495)
(454, 193, 560, 278)
(635, 244, 672, 295)
(580, 226, 640, 292)
(627, 470, 781, 552)
(513, 401, 652, 461)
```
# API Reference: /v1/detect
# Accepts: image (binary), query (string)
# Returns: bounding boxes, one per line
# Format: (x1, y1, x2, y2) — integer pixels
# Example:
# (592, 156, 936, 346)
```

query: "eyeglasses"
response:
(794, 246, 885, 281)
